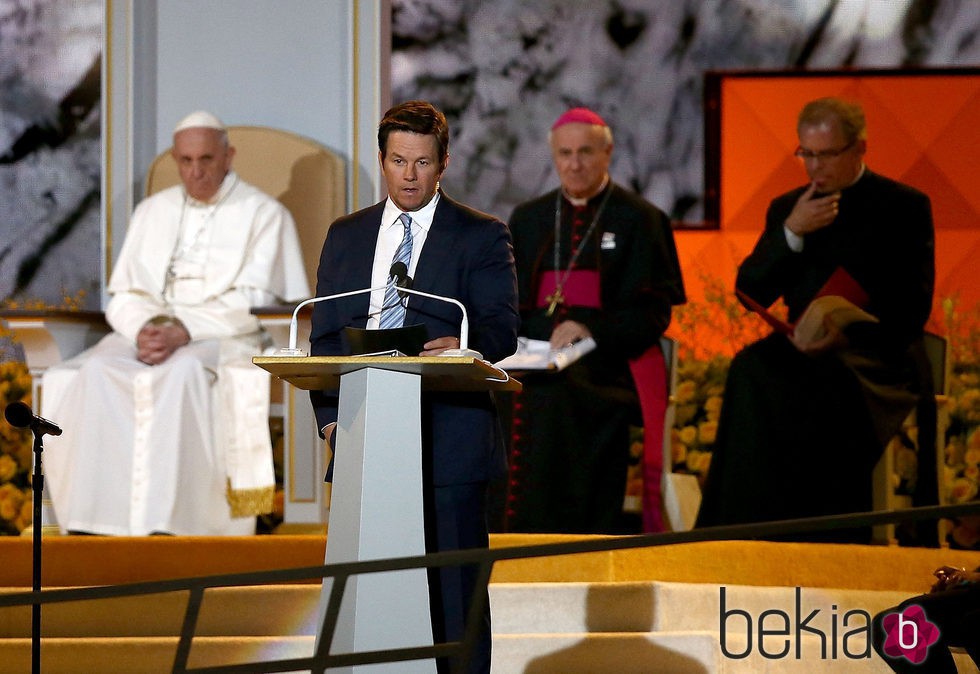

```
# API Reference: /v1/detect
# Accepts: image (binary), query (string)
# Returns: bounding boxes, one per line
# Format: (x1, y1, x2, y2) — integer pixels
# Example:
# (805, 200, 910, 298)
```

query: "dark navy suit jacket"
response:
(309, 192, 519, 486)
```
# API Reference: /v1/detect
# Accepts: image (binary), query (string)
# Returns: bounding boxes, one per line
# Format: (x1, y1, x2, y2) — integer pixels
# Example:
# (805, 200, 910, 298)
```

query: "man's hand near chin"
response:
(137, 321, 191, 365)
(784, 182, 841, 236)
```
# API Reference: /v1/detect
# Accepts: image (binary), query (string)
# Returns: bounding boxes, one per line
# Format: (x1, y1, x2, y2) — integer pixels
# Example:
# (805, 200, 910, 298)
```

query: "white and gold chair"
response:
(6, 125, 345, 531)
(658, 336, 703, 532)
(145, 125, 345, 530)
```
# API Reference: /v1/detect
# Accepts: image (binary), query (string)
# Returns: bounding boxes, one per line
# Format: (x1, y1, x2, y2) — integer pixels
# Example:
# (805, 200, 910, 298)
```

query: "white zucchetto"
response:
(173, 110, 226, 134)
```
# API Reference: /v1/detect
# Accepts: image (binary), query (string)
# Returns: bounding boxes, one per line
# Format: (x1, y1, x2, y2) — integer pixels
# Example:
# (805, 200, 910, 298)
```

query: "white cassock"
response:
(42, 172, 309, 535)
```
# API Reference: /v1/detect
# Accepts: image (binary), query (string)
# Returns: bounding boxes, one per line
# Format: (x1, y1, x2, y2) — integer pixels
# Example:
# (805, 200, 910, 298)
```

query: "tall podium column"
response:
(254, 355, 520, 672)
(317, 366, 435, 673)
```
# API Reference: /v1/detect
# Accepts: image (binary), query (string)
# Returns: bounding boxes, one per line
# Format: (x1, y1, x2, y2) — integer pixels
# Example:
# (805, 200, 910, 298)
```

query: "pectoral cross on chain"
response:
(545, 287, 565, 317)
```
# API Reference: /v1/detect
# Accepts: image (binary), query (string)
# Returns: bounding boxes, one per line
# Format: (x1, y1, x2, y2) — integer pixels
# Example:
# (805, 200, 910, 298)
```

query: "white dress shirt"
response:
(366, 192, 439, 328)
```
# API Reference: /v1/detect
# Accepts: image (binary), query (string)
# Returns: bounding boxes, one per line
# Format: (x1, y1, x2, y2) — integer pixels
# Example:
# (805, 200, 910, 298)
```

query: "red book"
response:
(736, 288, 793, 334)
(737, 267, 872, 336)
(816, 266, 870, 308)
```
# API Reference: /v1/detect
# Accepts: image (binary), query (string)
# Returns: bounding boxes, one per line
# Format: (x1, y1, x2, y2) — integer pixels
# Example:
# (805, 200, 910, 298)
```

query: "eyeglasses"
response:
(794, 140, 856, 161)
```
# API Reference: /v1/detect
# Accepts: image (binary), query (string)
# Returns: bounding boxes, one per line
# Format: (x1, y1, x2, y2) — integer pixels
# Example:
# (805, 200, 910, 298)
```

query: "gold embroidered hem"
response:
(227, 483, 275, 517)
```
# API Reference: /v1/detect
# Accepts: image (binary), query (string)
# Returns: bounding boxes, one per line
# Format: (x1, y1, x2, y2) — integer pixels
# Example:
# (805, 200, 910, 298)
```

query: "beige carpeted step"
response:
(491, 582, 980, 674)
(0, 633, 973, 674)
(3, 536, 979, 592)
(491, 581, 911, 635)
(0, 585, 320, 638)
(3, 581, 978, 673)
(15, 580, 904, 640)
(0, 636, 314, 674)
(494, 631, 889, 674)
(493, 632, 722, 673)
(0, 580, 929, 640)
(493, 632, 979, 674)
(2, 536, 978, 673)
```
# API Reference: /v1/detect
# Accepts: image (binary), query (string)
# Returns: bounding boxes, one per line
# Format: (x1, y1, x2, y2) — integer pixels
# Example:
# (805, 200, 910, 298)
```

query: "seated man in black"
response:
(872, 565, 980, 673)
(696, 97, 937, 542)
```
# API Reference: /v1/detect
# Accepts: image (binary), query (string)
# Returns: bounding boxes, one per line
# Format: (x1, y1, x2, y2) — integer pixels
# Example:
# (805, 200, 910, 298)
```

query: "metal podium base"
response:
(316, 367, 435, 673)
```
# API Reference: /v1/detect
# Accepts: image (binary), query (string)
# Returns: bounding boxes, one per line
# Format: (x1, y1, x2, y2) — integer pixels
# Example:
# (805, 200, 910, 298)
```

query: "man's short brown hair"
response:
(797, 97, 867, 143)
(378, 100, 450, 169)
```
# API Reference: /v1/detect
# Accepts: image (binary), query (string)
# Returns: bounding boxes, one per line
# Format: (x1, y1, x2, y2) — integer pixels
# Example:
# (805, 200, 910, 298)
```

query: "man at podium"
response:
(309, 100, 519, 673)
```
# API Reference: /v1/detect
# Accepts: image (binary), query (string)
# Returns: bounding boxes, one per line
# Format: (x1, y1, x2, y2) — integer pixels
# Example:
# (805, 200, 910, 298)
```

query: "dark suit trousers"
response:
(426, 482, 492, 674)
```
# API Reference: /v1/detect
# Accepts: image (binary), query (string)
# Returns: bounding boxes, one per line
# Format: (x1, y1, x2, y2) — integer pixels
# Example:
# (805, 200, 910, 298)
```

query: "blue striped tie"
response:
(379, 213, 413, 329)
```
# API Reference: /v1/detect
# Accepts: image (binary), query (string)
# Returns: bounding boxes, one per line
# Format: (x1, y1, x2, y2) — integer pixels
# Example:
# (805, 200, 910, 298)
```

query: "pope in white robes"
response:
(41, 111, 310, 535)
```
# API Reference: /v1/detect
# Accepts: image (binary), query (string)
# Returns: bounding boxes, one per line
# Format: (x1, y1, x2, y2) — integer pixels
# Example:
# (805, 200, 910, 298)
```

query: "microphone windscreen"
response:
(390, 261, 408, 279)
(4, 401, 33, 428)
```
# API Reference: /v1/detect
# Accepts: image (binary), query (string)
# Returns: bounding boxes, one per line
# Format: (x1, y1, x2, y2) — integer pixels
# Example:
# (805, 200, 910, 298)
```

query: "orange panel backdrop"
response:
(676, 70, 980, 349)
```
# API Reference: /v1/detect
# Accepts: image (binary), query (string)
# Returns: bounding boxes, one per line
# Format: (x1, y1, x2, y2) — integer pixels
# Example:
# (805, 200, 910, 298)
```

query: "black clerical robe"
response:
(697, 170, 936, 542)
(504, 182, 685, 533)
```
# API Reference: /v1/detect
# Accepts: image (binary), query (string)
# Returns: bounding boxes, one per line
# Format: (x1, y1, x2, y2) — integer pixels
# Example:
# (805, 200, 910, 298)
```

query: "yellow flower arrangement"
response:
(667, 267, 776, 362)
(0, 289, 90, 535)
(0, 325, 33, 535)
(931, 297, 980, 548)
(0, 453, 19, 481)
(668, 354, 730, 484)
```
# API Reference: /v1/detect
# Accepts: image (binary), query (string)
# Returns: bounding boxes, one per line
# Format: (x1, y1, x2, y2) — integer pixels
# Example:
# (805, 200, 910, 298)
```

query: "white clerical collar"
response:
(563, 175, 610, 207)
(185, 171, 239, 208)
(382, 190, 441, 233)
(847, 164, 867, 188)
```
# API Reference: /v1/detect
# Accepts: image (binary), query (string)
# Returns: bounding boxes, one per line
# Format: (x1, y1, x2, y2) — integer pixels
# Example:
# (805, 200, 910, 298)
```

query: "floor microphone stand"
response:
(4, 400, 62, 674)
(30, 430, 44, 674)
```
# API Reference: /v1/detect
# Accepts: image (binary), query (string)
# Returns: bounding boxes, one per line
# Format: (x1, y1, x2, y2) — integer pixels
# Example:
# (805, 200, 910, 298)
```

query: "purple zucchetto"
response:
(551, 107, 608, 130)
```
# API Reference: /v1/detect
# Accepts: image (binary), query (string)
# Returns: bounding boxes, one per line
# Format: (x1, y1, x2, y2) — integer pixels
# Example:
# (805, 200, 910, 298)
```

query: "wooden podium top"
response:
(253, 355, 522, 392)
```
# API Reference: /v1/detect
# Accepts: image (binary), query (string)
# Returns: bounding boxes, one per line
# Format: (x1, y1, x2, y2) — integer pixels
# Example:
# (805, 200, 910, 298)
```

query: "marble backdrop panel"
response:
(0, 0, 102, 310)
(391, 0, 980, 225)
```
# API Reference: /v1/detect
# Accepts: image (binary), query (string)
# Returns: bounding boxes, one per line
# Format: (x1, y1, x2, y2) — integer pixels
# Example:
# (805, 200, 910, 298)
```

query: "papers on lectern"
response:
(494, 336, 597, 372)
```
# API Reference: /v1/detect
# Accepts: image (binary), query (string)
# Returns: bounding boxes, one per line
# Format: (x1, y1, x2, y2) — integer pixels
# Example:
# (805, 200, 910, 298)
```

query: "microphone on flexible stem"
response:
(278, 282, 391, 356)
(277, 262, 417, 356)
(276, 263, 483, 359)
(387, 261, 482, 360)
(4, 401, 63, 437)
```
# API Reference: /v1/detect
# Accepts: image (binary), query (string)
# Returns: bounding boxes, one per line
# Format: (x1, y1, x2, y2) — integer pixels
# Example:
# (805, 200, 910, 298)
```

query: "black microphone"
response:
(4, 401, 63, 436)
(389, 261, 414, 298)
(381, 265, 481, 359)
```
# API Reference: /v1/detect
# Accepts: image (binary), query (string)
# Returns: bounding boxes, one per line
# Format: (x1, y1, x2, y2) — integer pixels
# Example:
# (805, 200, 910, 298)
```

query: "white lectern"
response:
(253, 355, 519, 672)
